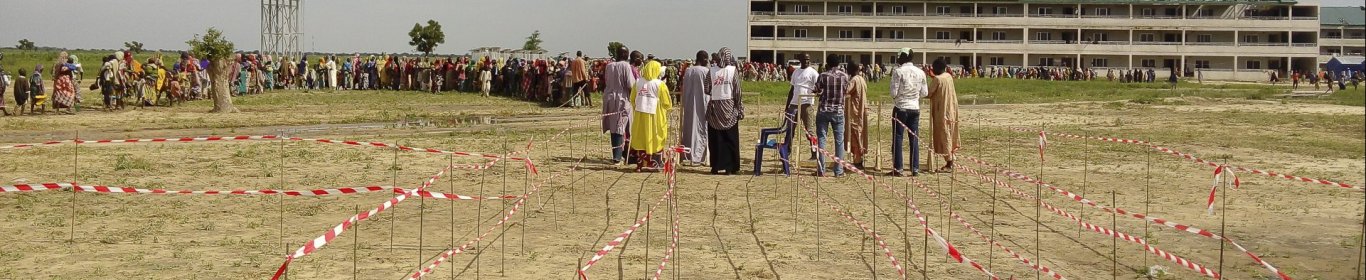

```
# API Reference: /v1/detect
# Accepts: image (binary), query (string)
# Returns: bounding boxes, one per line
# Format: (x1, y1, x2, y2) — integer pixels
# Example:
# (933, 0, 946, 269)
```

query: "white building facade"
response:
(747, 0, 1332, 81)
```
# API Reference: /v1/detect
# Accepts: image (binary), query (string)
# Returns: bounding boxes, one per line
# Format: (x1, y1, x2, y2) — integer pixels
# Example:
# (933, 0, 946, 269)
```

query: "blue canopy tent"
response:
(1325, 56, 1364, 74)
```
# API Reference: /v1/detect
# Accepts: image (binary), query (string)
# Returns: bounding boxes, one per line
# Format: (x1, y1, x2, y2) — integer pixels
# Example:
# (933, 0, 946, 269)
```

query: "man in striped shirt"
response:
(813, 54, 850, 177)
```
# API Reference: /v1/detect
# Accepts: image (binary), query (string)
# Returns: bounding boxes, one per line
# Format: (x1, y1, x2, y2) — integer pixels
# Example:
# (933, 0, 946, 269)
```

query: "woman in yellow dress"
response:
(628, 60, 673, 171)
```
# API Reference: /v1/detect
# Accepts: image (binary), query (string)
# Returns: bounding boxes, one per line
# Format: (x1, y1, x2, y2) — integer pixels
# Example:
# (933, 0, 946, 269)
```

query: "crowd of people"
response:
(1289, 69, 1363, 92)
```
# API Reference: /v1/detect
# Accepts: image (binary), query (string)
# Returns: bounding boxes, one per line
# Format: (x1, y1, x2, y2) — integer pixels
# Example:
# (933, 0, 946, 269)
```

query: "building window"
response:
(1196, 34, 1212, 43)
(1141, 59, 1156, 68)
(1324, 31, 1343, 38)
(890, 30, 906, 39)
(794, 5, 810, 13)
(1093, 58, 1109, 67)
(1243, 35, 1258, 43)
(989, 57, 1005, 65)
(795, 29, 809, 38)
(892, 6, 906, 14)
(1139, 33, 1155, 42)
(1038, 57, 1053, 66)
(1141, 8, 1154, 16)
(839, 30, 855, 39)
(936, 31, 951, 40)
(1195, 60, 1211, 68)
(936, 6, 952, 15)
(992, 31, 1007, 40)
(1245, 60, 1261, 69)
(1037, 7, 1053, 15)
(1095, 8, 1110, 16)
(1036, 32, 1052, 41)
(1093, 33, 1109, 41)
(994, 7, 1008, 14)
(837, 5, 854, 14)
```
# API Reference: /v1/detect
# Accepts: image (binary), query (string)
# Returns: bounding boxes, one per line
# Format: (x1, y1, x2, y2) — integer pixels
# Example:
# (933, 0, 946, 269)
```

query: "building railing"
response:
(1032, 40, 1071, 44)
(881, 38, 923, 42)
(1187, 42, 1236, 46)
(1290, 43, 1316, 47)
(978, 40, 1024, 44)
(878, 12, 922, 17)
(1240, 42, 1288, 46)
(777, 37, 823, 41)
(1236, 69, 1268, 72)
(1200, 68, 1235, 72)
(1290, 16, 1317, 20)
(925, 39, 956, 43)
(777, 11, 824, 16)
(1186, 15, 1223, 19)
(750, 36, 775, 41)
(1093, 41, 1131, 45)
(979, 13, 1024, 17)
(1321, 35, 1343, 39)
(1133, 41, 1182, 45)
(750, 11, 775, 16)
(1243, 16, 1288, 20)
(1080, 14, 1128, 18)
(829, 37, 874, 42)
(1135, 15, 1182, 19)
(1030, 13, 1076, 18)
(829, 12, 875, 16)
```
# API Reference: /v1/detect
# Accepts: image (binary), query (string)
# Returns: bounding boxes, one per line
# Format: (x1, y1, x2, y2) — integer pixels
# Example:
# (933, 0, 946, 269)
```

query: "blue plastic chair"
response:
(754, 106, 798, 176)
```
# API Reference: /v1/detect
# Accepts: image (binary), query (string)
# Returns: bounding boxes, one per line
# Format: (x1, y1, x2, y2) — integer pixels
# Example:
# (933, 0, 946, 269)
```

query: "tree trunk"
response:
(209, 58, 239, 113)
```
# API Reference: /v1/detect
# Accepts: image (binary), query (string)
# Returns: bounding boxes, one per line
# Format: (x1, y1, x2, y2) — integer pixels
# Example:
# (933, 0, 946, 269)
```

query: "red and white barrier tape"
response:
(0, 135, 281, 150)
(900, 174, 1067, 279)
(1, 183, 72, 193)
(650, 170, 682, 280)
(961, 156, 1289, 280)
(811, 145, 992, 279)
(286, 137, 538, 174)
(1205, 165, 1243, 215)
(578, 182, 674, 278)
(406, 156, 588, 280)
(958, 163, 1221, 279)
(1009, 128, 1360, 191)
(271, 160, 460, 280)
(801, 175, 909, 278)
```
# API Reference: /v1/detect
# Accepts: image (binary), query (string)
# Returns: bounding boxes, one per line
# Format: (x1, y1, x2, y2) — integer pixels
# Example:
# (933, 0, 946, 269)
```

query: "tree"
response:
(16, 39, 35, 50)
(124, 41, 145, 53)
(186, 28, 239, 113)
(607, 42, 626, 60)
(523, 30, 544, 51)
(408, 20, 445, 56)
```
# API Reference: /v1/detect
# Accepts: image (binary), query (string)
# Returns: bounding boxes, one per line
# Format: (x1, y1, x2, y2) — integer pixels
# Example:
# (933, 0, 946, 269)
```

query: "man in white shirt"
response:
(888, 48, 929, 177)
(787, 53, 819, 160)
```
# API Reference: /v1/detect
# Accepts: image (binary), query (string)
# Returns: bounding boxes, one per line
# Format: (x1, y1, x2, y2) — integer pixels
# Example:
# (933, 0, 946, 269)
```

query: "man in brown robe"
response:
(928, 58, 960, 172)
(844, 63, 868, 169)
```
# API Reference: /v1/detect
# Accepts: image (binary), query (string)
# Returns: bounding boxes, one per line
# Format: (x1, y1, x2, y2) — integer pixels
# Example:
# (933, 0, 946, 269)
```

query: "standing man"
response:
(786, 53, 819, 160)
(679, 50, 712, 166)
(888, 48, 928, 177)
(844, 63, 869, 169)
(570, 51, 591, 107)
(603, 47, 635, 165)
(812, 54, 850, 177)
(927, 58, 961, 173)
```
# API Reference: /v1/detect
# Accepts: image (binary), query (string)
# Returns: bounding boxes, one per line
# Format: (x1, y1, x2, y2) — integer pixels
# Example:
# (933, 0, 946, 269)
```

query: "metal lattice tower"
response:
(261, 0, 303, 59)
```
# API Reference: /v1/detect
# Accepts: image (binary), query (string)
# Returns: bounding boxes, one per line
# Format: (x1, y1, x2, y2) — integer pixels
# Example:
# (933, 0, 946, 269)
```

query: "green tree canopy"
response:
(408, 20, 445, 56)
(523, 30, 544, 51)
(16, 39, 35, 50)
(124, 41, 145, 53)
(186, 28, 235, 61)
(607, 42, 626, 60)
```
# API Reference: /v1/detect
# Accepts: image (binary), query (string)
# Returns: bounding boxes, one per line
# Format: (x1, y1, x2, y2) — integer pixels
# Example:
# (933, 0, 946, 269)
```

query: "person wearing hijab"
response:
(679, 50, 711, 166)
(706, 47, 744, 175)
(927, 58, 960, 173)
(629, 60, 673, 172)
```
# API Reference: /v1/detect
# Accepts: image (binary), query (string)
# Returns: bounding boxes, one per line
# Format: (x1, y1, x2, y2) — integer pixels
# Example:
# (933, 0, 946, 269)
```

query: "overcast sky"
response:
(1, 0, 1360, 58)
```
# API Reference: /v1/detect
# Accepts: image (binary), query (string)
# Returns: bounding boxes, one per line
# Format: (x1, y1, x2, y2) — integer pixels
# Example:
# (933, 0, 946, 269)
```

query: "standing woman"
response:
(706, 48, 744, 175)
(927, 58, 960, 173)
(53, 60, 78, 113)
(844, 63, 869, 169)
(629, 60, 673, 172)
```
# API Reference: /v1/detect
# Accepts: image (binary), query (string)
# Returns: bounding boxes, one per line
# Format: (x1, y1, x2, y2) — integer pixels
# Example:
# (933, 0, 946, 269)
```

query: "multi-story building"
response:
(1318, 6, 1365, 67)
(747, 0, 1331, 81)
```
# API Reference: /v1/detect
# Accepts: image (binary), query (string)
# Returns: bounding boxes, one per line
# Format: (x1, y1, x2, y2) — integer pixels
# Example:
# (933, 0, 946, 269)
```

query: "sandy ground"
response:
(1, 98, 1363, 280)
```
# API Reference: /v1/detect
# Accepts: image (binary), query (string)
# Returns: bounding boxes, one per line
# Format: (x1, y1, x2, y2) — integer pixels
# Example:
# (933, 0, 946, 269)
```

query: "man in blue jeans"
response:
(887, 48, 929, 177)
(813, 54, 850, 177)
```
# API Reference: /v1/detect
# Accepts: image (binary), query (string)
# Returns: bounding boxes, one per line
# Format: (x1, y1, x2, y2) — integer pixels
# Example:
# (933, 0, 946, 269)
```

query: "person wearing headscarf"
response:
(706, 48, 745, 175)
(845, 63, 869, 169)
(679, 50, 711, 166)
(602, 47, 634, 165)
(927, 58, 960, 173)
(629, 60, 672, 171)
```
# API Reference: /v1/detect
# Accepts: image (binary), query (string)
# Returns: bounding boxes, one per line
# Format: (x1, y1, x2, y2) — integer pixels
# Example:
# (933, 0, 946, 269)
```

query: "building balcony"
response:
(1240, 42, 1289, 46)
(830, 12, 875, 16)
(1290, 16, 1317, 21)
(1133, 41, 1183, 45)
(1187, 42, 1237, 46)
(1030, 13, 1076, 18)
(1321, 38, 1366, 46)
(1032, 40, 1073, 44)
(752, 39, 1315, 57)
(880, 38, 923, 42)
(751, 11, 775, 16)
(877, 12, 923, 17)
(776, 11, 824, 16)
(777, 37, 823, 41)
(751, 36, 775, 41)
(979, 13, 1024, 18)
(750, 15, 1320, 30)
(829, 37, 874, 42)
(978, 40, 1024, 44)
(1244, 16, 1288, 20)
(1080, 14, 1128, 19)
